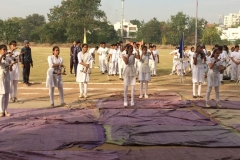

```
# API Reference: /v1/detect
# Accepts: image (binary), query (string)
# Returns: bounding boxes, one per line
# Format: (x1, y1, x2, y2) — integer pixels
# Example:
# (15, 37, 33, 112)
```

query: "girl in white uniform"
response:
(9, 41, 20, 102)
(46, 46, 65, 107)
(192, 45, 206, 98)
(123, 45, 139, 106)
(0, 44, 13, 117)
(118, 45, 127, 80)
(76, 44, 93, 98)
(139, 46, 154, 98)
(206, 49, 226, 107)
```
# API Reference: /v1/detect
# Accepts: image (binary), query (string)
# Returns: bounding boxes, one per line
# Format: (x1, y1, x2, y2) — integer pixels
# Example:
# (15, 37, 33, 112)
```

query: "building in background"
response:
(218, 26, 240, 42)
(113, 19, 138, 39)
(224, 11, 240, 28)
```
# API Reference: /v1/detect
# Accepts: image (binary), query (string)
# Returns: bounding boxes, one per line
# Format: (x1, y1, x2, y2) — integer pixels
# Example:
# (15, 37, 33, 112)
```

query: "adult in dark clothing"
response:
(21, 40, 33, 86)
(73, 41, 81, 77)
(70, 41, 76, 74)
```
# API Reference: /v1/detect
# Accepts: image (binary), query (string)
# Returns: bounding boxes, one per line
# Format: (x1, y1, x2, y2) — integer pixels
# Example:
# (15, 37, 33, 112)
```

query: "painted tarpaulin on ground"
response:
(193, 100, 240, 109)
(0, 108, 100, 124)
(117, 148, 240, 160)
(96, 99, 190, 109)
(0, 151, 119, 160)
(104, 124, 240, 147)
(202, 109, 240, 132)
(0, 121, 105, 150)
(98, 109, 216, 126)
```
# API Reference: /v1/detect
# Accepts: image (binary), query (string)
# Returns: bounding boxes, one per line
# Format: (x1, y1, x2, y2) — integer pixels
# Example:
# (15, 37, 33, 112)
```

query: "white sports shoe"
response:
(131, 101, 135, 106)
(139, 95, 143, 99)
(144, 94, 149, 98)
(216, 102, 222, 108)
(84, 93, 88, 98)
(124, 102, 128, 107)
(79, 93, 83, 98)
(205, 103, 211, 108)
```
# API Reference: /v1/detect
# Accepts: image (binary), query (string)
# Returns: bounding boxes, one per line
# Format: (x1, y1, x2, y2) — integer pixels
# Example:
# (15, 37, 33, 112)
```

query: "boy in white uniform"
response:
(148, 45, 155, 76)
(97, 43, 103, 72)
(230, 45, 240, 82)
(110, 44, 118, 75)
(169, 47, 180, 75)
(98, 42, 108, 74)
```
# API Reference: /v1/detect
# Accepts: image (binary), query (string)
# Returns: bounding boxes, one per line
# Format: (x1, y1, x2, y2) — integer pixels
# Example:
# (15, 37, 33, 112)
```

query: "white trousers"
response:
(134, 59, 140, 75)
(0, 93, 9, 113)
(219, 74, 223, 81)
(79, 82, 88, 94)
(98, 56, 102, 72)
(149, 60, 155, 75)
(206, 86, 219, 102)
(193, 83, 202, 96)
(10, 80, 18, 99)
(124, 85, 135, 104)
(100, 58, 108, 73)
(140, 81, 148, 96)
(153, 62, 157, 75)
(111, 61, 118, 75)
(49, 87, 64, 104)
(118, 59, 123, 78)
(231, 63, 240, 80)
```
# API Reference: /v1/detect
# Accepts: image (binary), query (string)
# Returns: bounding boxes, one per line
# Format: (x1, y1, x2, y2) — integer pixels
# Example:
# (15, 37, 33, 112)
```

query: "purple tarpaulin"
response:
(193, 100, 240, 109)
(0, 121, 105, 151)
(0, 151, 119, 160)
(104, 124, 240, 147)
(232, 124, 240, 132)
(99, 109, 216, 126)
(0, 108, 100, 124)
(117, 148, 240, 160)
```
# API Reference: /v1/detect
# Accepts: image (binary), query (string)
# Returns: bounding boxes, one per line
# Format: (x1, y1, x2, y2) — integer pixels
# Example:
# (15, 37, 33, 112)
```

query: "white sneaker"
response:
(79, 93, 83, 98)
(131, 102, 134, 106)
(139, 95, 143, 99)
(144, 94, 149, 98)
(84, 94, 87, 98)
(124, 102, 128, 107)
(216, 102, 222, 108)
(205, 103, 211, 108)
(169, 73, 173, 75)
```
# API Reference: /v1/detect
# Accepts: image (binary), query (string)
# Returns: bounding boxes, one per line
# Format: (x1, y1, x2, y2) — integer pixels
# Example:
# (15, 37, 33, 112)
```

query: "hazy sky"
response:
(0, 0, 239, 24)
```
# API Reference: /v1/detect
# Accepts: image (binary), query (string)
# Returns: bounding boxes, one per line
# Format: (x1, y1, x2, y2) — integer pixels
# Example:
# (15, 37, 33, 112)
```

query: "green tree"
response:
(3, 18, 21, 44)
(202, 26, 221, 45)
(0, 19, 4, 41)
(136, 18, 161, 44)
(130, 19, 142, 28)
(48, 0, 105, 43)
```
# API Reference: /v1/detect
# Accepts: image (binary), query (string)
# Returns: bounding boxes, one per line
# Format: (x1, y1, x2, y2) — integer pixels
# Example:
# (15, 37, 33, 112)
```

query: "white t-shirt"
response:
(111, 49, 119, 62)
(88, 48, 95, 54)
(153, 50, 159, 62)
(98, 47, 108, 59)
(230, 51, 240, 62)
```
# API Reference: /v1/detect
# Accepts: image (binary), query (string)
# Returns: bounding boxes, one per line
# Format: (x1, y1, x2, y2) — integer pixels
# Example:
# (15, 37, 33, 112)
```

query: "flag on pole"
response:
(178, 33, 184, 58)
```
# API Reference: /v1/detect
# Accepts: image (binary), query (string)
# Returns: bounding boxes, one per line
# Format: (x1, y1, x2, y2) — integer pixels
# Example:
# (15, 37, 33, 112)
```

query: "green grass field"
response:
(23, 47, 182, 83)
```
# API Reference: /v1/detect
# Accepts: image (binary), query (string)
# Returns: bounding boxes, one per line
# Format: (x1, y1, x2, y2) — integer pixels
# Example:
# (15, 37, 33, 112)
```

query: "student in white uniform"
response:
(152, 45, 159, 76)
(139, 46, 154, 98)
(122, 45, 139, 107)
(8, 41, 21, 102)
(46, 46, 65, 107)
(192, 45, 206, 98)
(206, 49, 226, 107)
(88, 46, 98, 62)
(110, 44, 118, 76)
(169, 47, 180, 75)
(230, 45, 240, 82)
(118, 45, 128, 80)
(98, 42, 108, 74)
(76, 44, 93, 98)
(223, 45, 230, 78)
(0, 44, 13, 117)
(187, 47, 195, 72)
(108, 44, 114, 75)
(133, 42, 140, 76)
(148, 45, 155, 76)
(217, 46, 225, 83)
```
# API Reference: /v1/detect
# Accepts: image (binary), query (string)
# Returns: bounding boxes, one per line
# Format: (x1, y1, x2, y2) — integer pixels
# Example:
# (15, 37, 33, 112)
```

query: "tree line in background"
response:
(0, 0, 239, 45)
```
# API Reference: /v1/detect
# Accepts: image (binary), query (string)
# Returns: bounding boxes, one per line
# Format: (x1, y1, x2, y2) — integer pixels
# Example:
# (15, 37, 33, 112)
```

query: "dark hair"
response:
(214, 44, 219, 48)
(202, 45, 206, 49)
(211, 49, 219, 58)
(52, 46, 60, 54)
(235, 45, 239, 48)
(119, 41, 123, 44)
(223, 45, 229, 54)
(126, 45, 133, 54)
(142, 46, 147, 50)
(95, 46, 99, 49)
(9, 40, 17, 45)
(82, 43, 88, 48)
(149, 45, 154, 48)
(102, 42, 106, 44)
(0, 44, 7, 50)
(133, 42, 136, 45)
(191, 47, 194, 51)
(76, 41, 81, 44)
(196, 45, 204, 59)
(218, 46, 223, 52)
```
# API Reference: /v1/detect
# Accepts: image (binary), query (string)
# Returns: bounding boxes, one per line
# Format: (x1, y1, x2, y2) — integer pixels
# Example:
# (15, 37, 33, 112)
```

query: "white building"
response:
(224, 11, 240, 28)
(219, 26, 240, 42)
(113, 19, 138, 38)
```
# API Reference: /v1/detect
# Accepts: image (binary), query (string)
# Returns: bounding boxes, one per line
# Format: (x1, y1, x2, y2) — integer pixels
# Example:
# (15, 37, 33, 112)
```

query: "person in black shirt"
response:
(70, 41, 76, 74)
(21, 40, 33, 86)
(73, 41, 82, 77)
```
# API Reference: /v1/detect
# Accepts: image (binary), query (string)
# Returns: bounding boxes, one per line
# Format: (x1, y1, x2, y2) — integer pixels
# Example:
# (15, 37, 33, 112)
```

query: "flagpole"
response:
(195, 0, 198, 47)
